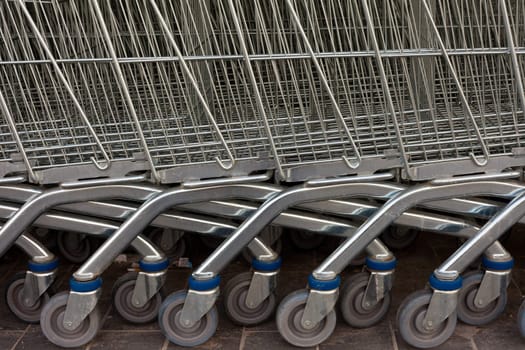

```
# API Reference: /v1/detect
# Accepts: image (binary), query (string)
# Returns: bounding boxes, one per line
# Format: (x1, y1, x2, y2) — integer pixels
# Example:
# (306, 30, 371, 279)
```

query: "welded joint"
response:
(312, 270, 338, 281)
(246, 238, 279, 262)
(433, 269, 460, 281)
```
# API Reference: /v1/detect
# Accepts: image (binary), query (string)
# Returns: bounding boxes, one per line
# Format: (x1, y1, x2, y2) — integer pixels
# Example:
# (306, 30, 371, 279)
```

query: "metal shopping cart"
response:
(1, 0, 525, 349)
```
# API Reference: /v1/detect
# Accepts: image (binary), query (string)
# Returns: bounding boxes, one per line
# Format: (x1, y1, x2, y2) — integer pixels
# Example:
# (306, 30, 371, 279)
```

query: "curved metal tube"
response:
(14, 234, 55, 263)
(192, 182, 405, 278)
(73, 183, 286, 280)
(313, 180, 525, 279)
(1, 185, 42, 203)
(437, 191, 525, 276)
(0, 184, 161, 257)
(73, 175, 398, 280)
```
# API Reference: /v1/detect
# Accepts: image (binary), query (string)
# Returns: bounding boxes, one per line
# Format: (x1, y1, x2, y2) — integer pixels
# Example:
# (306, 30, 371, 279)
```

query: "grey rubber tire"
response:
(112, 272, 164, 324)
(158, 290, 218, 347)
(457, 271, 506, 326)
(57, 232, 91, 264)
(5, 271, 50, 323)
(340, 272, 391, 328)
(397, 289, 457, 349)
(40, 291, 101, 348)
(276, 289, 336, 347)
(381, 226, 419, 250)
(223, 272, 276, 326)
(518, 300, 525, 337)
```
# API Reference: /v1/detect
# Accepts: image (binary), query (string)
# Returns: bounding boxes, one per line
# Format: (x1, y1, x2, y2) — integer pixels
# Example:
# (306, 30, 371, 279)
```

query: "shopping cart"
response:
(1, 0, 525, 349)
(113, 0, 524, 348)
(0, 0, 274, 334)
(269, 0, 525, 348)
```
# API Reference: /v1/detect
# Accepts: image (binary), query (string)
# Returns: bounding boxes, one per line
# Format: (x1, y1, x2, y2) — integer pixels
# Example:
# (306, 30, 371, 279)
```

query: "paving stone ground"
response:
(0, 226, 524, 350)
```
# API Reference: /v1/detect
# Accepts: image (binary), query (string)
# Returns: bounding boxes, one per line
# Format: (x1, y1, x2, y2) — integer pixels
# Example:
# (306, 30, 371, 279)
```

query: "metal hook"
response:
(214, 156, 235, 171)
(342, 154, 362, 170)
(90, 151, 112, 171)
(469, 152, 489, 167)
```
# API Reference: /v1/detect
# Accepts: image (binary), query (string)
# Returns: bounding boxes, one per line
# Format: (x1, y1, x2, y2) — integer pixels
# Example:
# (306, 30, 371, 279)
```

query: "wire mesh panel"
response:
(1, 0, 525, 183)
(223, 0, 405, 181)
(93, 0, 274, 183)
(360, 0, 525, 180)
(0, 0, 274, 184)
(0, 0, 150, 183)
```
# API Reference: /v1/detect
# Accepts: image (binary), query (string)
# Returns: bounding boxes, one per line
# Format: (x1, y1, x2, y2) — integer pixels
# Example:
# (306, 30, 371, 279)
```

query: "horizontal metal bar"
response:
(430, 172, 521, 185)
(0, 176, 26, 185)
(306, 172, 394, 187)
(60, 175, 149, 189)
(181, 173, 272, 189)
(0, 48, 522, 66)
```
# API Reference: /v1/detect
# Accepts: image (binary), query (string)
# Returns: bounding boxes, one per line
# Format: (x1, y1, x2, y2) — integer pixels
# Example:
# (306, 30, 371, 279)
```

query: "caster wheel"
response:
(159, 290, 218, 347)
(5, 272, 50, 323)
(397, 289, 457, 349)
(518, 300, 525, 337)
(457, 271, 506, 326)
(57, 232, 92, 264)
(340, 272, 390, 328)
(290, 230, 325, 251)
(276, 289, 336, 347)
(112, 272, 164, 324)
(148, 229, 186, 259)
(381, 226, 419, 250)
(40, 291, 101, 348)
(223, 272, 276, 325)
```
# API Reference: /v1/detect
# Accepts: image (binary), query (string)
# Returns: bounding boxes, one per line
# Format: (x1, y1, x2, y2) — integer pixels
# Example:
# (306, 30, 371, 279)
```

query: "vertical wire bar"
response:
(16, 0, 112, 171)
(0, 88, 36, 182)
(226, 0, 284, 179)
(285, 0, 362, 170)
(421, 0, 491, 167)
(89, 0, 159, 181)
(359, 0, 412, 177)
(148, 0, 236, 172)
(500, 0, 525, 117)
